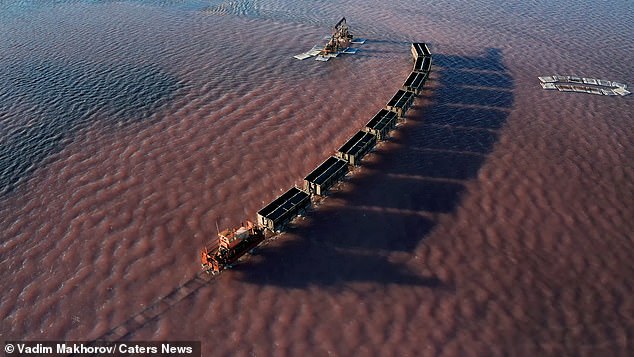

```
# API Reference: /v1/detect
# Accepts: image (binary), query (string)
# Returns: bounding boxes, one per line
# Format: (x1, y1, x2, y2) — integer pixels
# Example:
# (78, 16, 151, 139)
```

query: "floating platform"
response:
(337, 130, 377, 166)
(257, 187, 311, 232)
(304, 156, 349, 196)
(365, 109, 397, 140)
(402, 71, 429, 95)
(315, 53, 338, 62)
(311, 46, 361, 61)
(295, 46, 361, 61)
(294, 45, 323, 60)
(386, 89, 416, 117)
(538, 75, 630, 96)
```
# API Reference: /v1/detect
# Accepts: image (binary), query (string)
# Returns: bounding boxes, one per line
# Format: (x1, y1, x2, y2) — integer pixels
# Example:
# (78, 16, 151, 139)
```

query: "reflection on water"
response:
(0, 60, 183, 193)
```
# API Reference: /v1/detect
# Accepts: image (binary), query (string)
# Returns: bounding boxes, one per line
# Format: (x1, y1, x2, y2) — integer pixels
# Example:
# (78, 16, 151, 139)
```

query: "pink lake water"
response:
(1, 0, 633, 355)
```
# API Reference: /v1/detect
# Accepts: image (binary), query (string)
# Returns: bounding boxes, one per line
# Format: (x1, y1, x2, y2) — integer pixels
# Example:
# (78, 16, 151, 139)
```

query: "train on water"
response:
(201, 38, 433, 274)
(201, 221, 265, 273)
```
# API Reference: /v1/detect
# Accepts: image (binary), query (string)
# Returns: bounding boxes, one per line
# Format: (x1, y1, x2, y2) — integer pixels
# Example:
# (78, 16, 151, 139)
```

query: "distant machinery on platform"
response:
(294, 17, 366, 61)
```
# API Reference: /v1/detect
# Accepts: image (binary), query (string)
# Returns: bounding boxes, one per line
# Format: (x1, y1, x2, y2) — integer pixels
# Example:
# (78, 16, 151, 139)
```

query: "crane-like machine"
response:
(294, 17, 365, 61)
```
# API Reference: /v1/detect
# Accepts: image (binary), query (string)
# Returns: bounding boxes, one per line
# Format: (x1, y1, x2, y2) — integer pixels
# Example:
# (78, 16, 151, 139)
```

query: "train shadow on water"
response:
(236, 47, 514, 288)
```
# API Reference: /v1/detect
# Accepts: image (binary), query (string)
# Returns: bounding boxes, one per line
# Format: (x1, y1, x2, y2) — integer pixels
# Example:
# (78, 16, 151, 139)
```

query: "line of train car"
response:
(201, 43, 433, 274)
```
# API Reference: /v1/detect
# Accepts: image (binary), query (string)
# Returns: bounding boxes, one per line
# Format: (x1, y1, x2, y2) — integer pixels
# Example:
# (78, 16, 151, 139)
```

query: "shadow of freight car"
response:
(236, 47, 514, 288)
(0, 59, 183, 195)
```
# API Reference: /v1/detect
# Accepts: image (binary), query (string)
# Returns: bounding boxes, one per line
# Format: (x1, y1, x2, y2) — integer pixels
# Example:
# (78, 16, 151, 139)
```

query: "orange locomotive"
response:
(201, 221, 265, 274)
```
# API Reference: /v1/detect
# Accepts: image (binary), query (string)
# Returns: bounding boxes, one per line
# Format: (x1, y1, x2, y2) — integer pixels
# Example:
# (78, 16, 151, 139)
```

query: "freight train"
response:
(201, 43, 432, 274)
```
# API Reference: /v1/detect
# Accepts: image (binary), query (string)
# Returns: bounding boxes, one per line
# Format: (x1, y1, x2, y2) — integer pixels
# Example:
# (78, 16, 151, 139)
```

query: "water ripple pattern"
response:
(0, 0, 633, 356)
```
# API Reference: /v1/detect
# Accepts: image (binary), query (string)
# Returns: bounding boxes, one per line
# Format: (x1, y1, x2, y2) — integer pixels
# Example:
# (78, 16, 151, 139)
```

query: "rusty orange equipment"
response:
(320, 17, 354, 55)
(201, 221, 265, 274)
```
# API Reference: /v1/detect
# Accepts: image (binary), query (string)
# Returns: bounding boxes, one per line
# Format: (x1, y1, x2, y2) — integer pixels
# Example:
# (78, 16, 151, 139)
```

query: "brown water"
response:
(1, 1, 633, 355)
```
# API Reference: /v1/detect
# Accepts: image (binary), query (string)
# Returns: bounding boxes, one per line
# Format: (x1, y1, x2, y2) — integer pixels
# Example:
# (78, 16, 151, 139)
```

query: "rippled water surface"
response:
(1, 0, 633, 355)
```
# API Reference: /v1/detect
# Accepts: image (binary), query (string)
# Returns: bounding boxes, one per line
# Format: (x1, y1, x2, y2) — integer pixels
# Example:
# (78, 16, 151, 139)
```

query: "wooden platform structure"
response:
(386, 89, 416, 117)
(257, 187, 311, 232)
(365, 109, 397, 140)
(337, 130, 376, 166)
(402, 70, 429, 95)
(304, 156, 349, 195)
